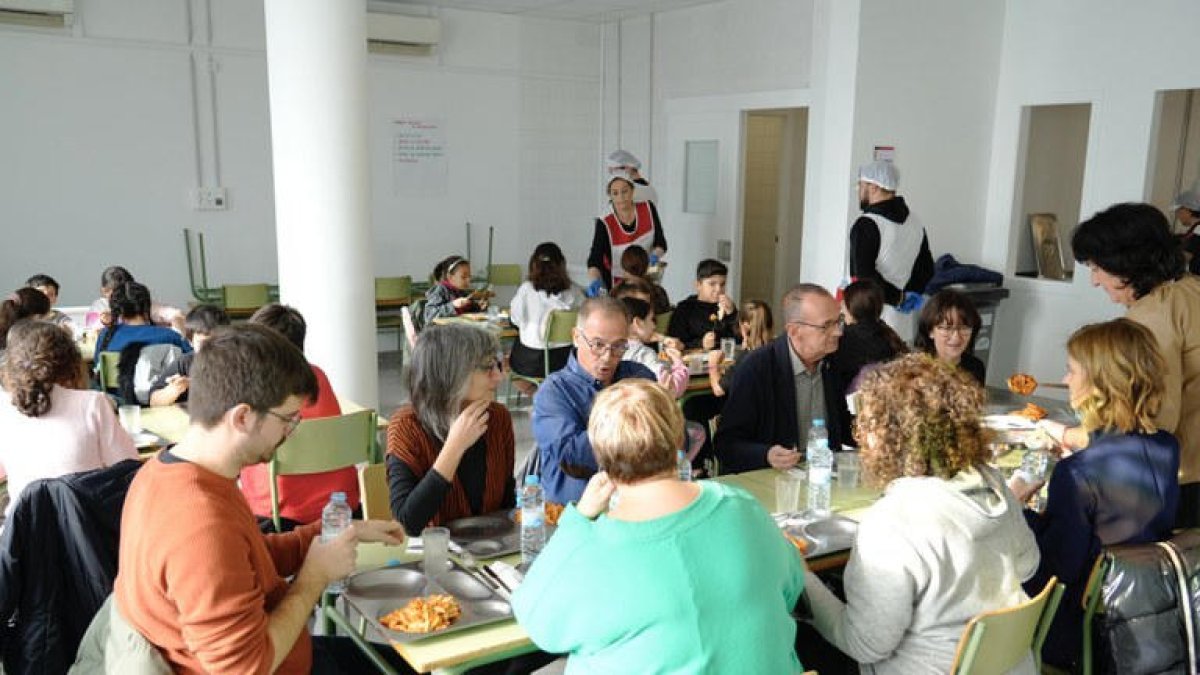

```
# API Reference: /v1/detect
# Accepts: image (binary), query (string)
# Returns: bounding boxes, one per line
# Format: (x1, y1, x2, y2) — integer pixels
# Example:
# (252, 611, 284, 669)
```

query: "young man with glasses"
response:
(533, 297, 656, 504)
(714, 284, 853, 474)
(114, 324, 411, 674)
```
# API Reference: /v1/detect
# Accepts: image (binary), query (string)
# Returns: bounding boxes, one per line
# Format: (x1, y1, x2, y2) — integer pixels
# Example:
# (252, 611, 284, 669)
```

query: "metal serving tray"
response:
(343, 560, 512, 644)
(446, 511, 557, 560)
(781, 515, 859, 559)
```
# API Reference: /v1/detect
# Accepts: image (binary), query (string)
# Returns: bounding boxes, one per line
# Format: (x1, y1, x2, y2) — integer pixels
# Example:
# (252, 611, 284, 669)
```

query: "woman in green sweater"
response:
(512, 379, 807, 673)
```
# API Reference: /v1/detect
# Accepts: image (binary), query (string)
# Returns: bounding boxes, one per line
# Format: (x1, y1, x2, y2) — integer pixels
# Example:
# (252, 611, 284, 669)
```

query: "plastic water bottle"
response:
(520, 475, 545, 567)
(677, 450, 693, 482)
(806, 419, 833, 518)
(320, 491, 353, 593)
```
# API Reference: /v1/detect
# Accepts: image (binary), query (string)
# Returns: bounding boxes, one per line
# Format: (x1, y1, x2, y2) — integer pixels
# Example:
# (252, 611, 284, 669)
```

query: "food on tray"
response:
(1009, 402, 1048, 421)
(784, 532, 809, 555)
(381, 594, 462, 634)
(514, 501, 565, 526)
(1007, 373, 1038, 396)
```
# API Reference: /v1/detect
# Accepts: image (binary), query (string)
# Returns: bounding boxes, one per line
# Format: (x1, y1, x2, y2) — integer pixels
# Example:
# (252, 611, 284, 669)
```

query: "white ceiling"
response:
(371, 0, 724, 22)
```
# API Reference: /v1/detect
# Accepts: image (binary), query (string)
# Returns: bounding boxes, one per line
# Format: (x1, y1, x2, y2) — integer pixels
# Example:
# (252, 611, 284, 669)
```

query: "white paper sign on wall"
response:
(392, 117, 447, 196)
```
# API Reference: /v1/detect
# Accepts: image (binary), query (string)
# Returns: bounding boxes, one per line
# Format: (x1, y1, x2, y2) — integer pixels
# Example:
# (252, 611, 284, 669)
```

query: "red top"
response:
(116, 454, 322, 674)
(240, 364, 359, 525)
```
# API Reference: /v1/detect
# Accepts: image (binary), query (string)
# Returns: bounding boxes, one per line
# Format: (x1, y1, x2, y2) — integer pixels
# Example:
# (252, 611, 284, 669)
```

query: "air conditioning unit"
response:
(0, 0, 73, 27)
(367, 12, 440, 55)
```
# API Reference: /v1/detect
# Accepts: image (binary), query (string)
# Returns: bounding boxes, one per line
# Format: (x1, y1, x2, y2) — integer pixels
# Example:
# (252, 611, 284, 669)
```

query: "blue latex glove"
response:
(898, 291, 924, 314)
(649, 253, 659, 266)
(586, 279, 605, 298)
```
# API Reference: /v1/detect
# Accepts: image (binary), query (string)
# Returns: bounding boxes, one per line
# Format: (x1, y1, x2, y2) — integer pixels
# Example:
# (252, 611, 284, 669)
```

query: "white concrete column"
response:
(263, 0, 378, 408)
(803, 0, 861, 291)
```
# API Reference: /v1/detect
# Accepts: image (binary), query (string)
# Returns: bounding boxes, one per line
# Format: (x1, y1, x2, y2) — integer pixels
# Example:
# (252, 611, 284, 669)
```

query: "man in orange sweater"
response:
(115, 324, 409, 674)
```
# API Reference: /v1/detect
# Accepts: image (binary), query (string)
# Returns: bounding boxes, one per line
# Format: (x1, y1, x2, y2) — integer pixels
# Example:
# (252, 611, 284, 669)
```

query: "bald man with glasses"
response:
(714, 284, 854, 474)
(533, 297, 656, 504)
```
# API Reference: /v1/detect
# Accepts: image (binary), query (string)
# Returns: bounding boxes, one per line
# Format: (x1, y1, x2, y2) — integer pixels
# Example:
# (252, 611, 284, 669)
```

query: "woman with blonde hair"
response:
(805, 353, 1038, 674)
(1015, 318, 1178, 670)
(513, 379, 806, 673)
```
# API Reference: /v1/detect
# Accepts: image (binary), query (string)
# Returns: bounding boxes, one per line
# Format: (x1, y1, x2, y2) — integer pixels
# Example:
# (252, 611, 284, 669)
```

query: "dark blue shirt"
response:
(1025, 429, 1179, 668)
(97, 324, 192, 356)
(532, 353, 654, 504)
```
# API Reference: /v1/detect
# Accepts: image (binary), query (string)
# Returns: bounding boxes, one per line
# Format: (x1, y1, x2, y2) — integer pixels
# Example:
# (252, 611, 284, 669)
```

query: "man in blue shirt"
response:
(533, 297, 655, 503)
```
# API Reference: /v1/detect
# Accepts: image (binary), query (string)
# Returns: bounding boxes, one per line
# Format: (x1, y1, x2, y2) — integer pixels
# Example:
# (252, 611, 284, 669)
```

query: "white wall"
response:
(982, 0, 1200, 386)
(852, 0, 1006, 268)
(640, 0, 815, 300)
(0, 2, 602, 309)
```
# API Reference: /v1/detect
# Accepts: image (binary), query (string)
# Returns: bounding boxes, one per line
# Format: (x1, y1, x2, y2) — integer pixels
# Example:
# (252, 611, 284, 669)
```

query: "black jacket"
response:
(0, 459, 142, 675)
(714, 336, 852, 473)
(848, 196, 934, 305)
(667, 295, 739, 349)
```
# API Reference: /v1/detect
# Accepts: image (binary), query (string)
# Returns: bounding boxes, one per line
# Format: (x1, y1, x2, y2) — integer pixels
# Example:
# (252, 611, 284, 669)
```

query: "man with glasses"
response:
(115, 325, 412, 674)
(533, 297, 655, 503)
(715, 284, 853, 474)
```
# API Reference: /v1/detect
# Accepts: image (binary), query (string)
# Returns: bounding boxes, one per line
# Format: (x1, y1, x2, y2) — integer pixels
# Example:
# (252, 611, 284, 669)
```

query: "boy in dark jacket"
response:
(667, 259, 739, 349)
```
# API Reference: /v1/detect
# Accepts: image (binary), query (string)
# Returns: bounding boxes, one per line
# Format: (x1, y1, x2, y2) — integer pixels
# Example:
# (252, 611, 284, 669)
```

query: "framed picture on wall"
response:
(1030, 213, 1067, 280)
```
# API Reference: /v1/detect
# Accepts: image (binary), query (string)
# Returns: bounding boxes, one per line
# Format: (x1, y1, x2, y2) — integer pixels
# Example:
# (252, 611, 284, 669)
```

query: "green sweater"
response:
(512, 481, 805, 674)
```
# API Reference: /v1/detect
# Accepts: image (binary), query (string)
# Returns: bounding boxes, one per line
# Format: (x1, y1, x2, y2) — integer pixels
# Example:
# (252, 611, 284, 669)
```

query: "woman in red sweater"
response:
(387, 324, 515, 535)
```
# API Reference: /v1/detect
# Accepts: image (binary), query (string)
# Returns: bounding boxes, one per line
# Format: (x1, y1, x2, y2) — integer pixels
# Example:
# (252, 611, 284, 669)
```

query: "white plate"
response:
(131, 432, 162, 447)
(983, 414, 1036, 431)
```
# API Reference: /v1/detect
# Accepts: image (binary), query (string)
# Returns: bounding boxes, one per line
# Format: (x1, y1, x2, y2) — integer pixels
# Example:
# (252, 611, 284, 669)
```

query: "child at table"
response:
(86, 266, 184, 332)
(25, 274, 75, 333)
(707, 298, 774, 397)
(618, 245, 671, 314)
(422, 254, 488, 326)
(147, 305, 229, 407)
(620, 297, 688, 398)
(667, 259, 738, 350)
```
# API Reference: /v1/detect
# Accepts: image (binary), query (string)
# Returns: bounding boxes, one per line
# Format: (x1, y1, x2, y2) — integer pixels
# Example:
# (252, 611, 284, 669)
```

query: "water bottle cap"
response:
(331, 491, 347, 502)
(812, 419, 825, 427)
(524, 475, 540, 486)
(677, 450, 685, 459)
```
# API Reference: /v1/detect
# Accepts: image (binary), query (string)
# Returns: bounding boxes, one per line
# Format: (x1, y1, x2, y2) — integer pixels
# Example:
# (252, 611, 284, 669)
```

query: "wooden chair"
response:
(268, 409, 376, 533)
(949, 576, 1063, 674)
(508, 309, 577, 407)
(357, 463, 390, 521)
(221, 283, 270, 315)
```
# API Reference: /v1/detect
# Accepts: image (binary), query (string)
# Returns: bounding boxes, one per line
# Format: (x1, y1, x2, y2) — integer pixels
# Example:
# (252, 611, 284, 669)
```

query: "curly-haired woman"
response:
(804, 353, 1038, 675)
(0, 320, 137, 518)
(1015, 319, 1178, 670)
(1072, 202, 1200, 526)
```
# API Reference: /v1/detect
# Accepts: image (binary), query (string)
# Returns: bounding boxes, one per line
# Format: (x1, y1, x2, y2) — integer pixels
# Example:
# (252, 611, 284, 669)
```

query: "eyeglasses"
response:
(577, 332, 628, 357)
(789, 316, 845, 333)
(265, 409, 303, 436)
(934, 324, 974, 336)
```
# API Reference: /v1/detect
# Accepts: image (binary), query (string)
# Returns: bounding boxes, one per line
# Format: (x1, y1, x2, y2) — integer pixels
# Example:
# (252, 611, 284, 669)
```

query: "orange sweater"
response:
(115, 454, 322, 674)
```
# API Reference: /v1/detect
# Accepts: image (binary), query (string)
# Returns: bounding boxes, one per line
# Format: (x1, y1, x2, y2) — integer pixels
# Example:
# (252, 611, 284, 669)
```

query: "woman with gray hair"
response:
(386, 323, 516, 536)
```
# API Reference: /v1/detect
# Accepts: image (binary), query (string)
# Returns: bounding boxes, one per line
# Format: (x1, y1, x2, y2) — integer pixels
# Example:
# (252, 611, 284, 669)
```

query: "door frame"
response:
(662, 89, 810, 304)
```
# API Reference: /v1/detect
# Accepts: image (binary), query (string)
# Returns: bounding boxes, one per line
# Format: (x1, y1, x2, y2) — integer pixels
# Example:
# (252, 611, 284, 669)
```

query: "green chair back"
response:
(543, 309, 578, 375)
(1080, 556, 1113, 675)
(222, 283, 270, 311)
(950, 576, 1064, 674)
(268, 409, 376, 532)
(97, 351, 121, 392)
(487, 264, 523, 287)
(655, 310, 672, 335)
(375, 276, 412, 303)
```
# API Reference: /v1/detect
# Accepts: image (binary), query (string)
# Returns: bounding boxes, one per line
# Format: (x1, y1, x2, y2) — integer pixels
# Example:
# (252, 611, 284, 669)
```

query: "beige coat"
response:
(1127, 275, 1200, 483)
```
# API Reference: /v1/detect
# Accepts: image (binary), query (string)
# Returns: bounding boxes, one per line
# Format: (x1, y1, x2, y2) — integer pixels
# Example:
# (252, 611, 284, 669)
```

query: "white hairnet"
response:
(1173, 188, 1200, 212)
(607, 149, 642, 170)
(858, 160, 899, 191)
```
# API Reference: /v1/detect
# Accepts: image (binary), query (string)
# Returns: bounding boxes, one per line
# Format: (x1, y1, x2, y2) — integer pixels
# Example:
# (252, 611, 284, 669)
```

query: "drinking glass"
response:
(487, 305, 500, 322)
(422, 526, 450, 588)
(836, 452, 861, 489)
(118, 405, 142, 435)
(720, 338, 736, 361)
(775, 470, 805, 515)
